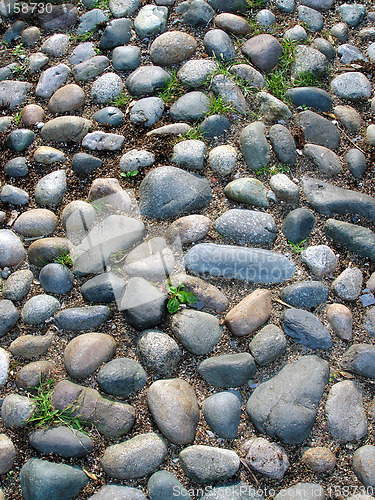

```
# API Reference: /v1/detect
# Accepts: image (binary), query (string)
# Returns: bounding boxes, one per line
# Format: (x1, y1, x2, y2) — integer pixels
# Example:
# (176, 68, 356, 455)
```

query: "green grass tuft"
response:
(54, 250, 73, 268)
(158, 68, 185, 103)
(112, 91, 131, 108)
(176, 124, 204, 142)
(28, 379, 85, 432)
(208, 95, 235, 115)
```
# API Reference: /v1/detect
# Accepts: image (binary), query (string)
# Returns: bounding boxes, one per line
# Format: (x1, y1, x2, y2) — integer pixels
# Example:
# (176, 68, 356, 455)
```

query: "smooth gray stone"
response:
(29, 426, 93, 458)
(21, 295, 60, 325)
(130, 97, 164, 127)
(54, 306, 110, 331)
(6, 129, 35, 152)
(211, 74, 248, 114)
(213, 209, 276, 245)
(3, 270, 33, 301)
(300, 0, 332, 10)
(185, 243, 296, 282)
(282, 207, 315, 244)
(97, 358, 147, 397)
(4, 157, 28, 177)
(207, 0, 247, 12)
(178, 0, 215, 27)
(120, 277, 167, 330)
(304, 144, 342, 176)
(0, 300, 19, 337)
(204, 28, 236, 60)
(198, 353, 256, 388)
(296, 110, 340, 149)
(139, 166, 212, 220)
(72, 152, 102, 174)
(240, 121, 271, 170)
(338, 44, 367, 64)
(230, 63, 265, 89)
(200, 114, 231, 137)
(81, 273, 125, 303)
(35, 64, 70, 99)
(345, 149, 366, 178)
(249, 325, 287, 366)
(112, 45, 141, 72)
(0, 80, 32, 109)
(109, 0, 142, 17)
(246, 355, 329, 444)
(0, 185, 29, 206)
(134, 5, 168, 39)
(99, 18, 132, 50)
(280, 308, 332, 349)
(20, 459, 88, 500)
(280, 281, 328, 310)
(39, 263, 73, 295)
(286, 87, 332, 112)
(126, 66, 171, 97)
(72, 56, 110, 82)
(170, 91, 209, 122)
(35, 170, 66, 207)
(353, 446, 375, 487)
(202, 391, 241, 438)
(339, 3, 366, 26)
(297, 5, 324, 31)
(302, 176, 375, 221)
(269, 124, 296, 165)
(0, 229, 25, 267)
(76, 9, 108, 36)
(177, 58, 218, 88)
(70, 42, 96, 65)
(147, 470, 189, 500)
(313, 37, 336, 59)
(325, 219, 375, 262)
(341, 344, 375, 378)
(94, 107, 124, 127)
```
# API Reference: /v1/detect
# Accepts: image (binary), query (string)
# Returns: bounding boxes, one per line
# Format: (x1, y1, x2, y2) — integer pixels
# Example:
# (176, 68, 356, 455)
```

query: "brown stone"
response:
(225, 289, 272, 337)
(0, 434, 16, 475)
(302, 446, 336, 474)
(28, 237, 70, 267)
(48, 84, 85, 114)
(326, 303, 352, 340)
(9, 333, 54, 360)
(150, 31, 197, 66)
(166, 215, 211, 245)
(64, 332, 116, 379)
(22, 104, 44, 126)
(214, 13, 252, 35)
(15, 360, 54, 390)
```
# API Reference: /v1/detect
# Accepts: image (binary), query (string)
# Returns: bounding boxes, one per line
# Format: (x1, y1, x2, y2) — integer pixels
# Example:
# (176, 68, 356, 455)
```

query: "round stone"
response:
(150, 31, 197, 66)
(48, 84, 85, 113)
(39, 263, 74, 295)
(97, 357, 147, 397)
(21, 295, 60, 325)
(137, 330, 181, 376)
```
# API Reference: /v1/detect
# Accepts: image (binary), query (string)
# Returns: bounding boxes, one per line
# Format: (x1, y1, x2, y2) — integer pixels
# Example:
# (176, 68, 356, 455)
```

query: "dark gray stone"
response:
(246, 355, 329, 444)
(345, 149, 366, 178)
(81, 273, 125, 303)
(242, 34, 282, 72)
(0, 300, 19, 337)
(126, 66, 171, 97)
(39, 263, 73, 295)
(97, 358, 147, 397)
(313, 37, 336, 60)
(20, 459, 88, 500)
(240, 121, 271, 170)
(286, 87, 332, 112)
(198, 353, 256, 388)
(280, 308, 332, 350)
(72, 56, 110, 82)
(207, 0, 247, 11)
(185, 243, 296, 283)
(341, 344, 375, 378)
(130, 97, 164, 127)
(249, 325, 286, 366)
(6, 129, 35, 152)
(94, 107, 124, 127)
(139, 166, 212, 220)
(147, 470, 189, 500)
(296, 111, 340, 149)
(282, 207, 315, 244)
(302, 177, 375, 221)
(170, 91, 209, 122)
(203, 29, 236, 61)
(99, 18, 132, 50)
(178, 0, 215, 27)
(112, 45, 141, 72)
(72, 152, 103, 174)
(54, 306, 110, 331)
(120, 277, 167, 330)
(29, 426, 93, 458)
(269, 124, 296, 165)
(4, 157, 28, 177)
(200, 114, 231, 137)
(304, 144, 342, 176)
(280, 281, 328, 310)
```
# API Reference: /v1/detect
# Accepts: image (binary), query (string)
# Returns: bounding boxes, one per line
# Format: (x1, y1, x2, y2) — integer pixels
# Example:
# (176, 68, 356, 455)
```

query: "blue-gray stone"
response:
(247, 355, 329, 444)
(126, 66, 171, 97)
(169, 91, 209, 122)
(29, 426, 93, 458)
(280, 281, 329, 310)
(71, 152, 103, 174)
(286, 87, 332, 112)
(282, 207, 315, 244)
(0, 300, 19, 337)
(130, 97, 164, 127)
(112, 45, 141, 72)
(203, 29, 236, 61)
(4, 157, 28, 177)
(199, 481, 264, 500)
(21, 295, 60, 325)
(93, 106, 124, 127)
(97, 357, 147, 397)
(39, 263, 74, 295)
(341, 344, 375, 378)
(213, 209, 276, 245)
(324, 219, 375, 262)
(281, 308, 332, 349)
(202, 391, 241, 438)
(297, 5, 324, 31)
(81, 273, 126, 303)
(198, 353, 256, 388)
(6, 129, 35, 152)
(148, 470, 190, 500)
(200, 114, 231, 137)
(76, 9, 108, 36)
(54, 306, 110, 331)
(177, 0, 215, 27)
(295, 110, 340, 150)
(185, 243, 296, 282)
(20, 459, 88, 500)
(99, 18, 132, 50)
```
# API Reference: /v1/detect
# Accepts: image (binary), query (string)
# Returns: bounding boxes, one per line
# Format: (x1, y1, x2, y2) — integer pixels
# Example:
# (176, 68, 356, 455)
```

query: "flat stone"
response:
(340, 3, 366, 26)
(302, 176, 375, 221)
(338, 44, 367, 65)
(214, 209, 276, 245)
(185, 243, 296, 283)
(139, 166, 212, 220)
(20, 459, 88, 500)
(70, 42, 96, 65)
(246, 355, 329, 444)
(119, 149, 155, 172)
(54, 306, 110, 332)
(179, 445, 239, 484)
(35, 64, 70, 99)
(41, 116, 92, 143)
(281, 308, 332, 349)
(199, 352, 256, 387)
(33, 146, 66, 164)
(101, 433, 167, 480)
(326, 380, 367, 442)
(39, 4, 79, 30)
(249, 324, 287, 366)
(72, 56, 110, 82)
(82, 131, 125, 151)
(297, 5, 324, 31)
(0, 80, 32, 109)
(52, 380, 135, 437)
(112, 45, 141, 72)
(280, 281, 329, 310)
(64, 332, 116, 379)
(147, 378, 199, 444)
(286, 87, 332, 112)
(225, 289, 272, 337)
(29, 426, 93, 458)
(150, 30, 197, 66)
(4, 157, 28, 177)
(9, 333, 54, 360)
(13, 208, 58, 237)
(171, 309, 222, 355)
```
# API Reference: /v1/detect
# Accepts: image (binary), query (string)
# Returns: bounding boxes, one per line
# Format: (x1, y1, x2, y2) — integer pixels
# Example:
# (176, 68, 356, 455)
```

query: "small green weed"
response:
(71, 28, 98, 44)
(329, 372, 338, 383)
(288, 239, 307, 254)
(167, 282, 197, 314)
(121, 169, 139, 179)
(294, 70, 320, 88)
(13, 110, 22, 126)
(254, 165, 269, 177)
(112, 91, 131, 108)
(12, 43, 25, 57)
(28, 379, 85, 431)
(158, 68, 185, 103)
(265, 38, 296, 100)
(269, 163, 291, 175)
(54, 250, 73, 268)
(176, 124, 204, 142)
(208, 95, 235, 115)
